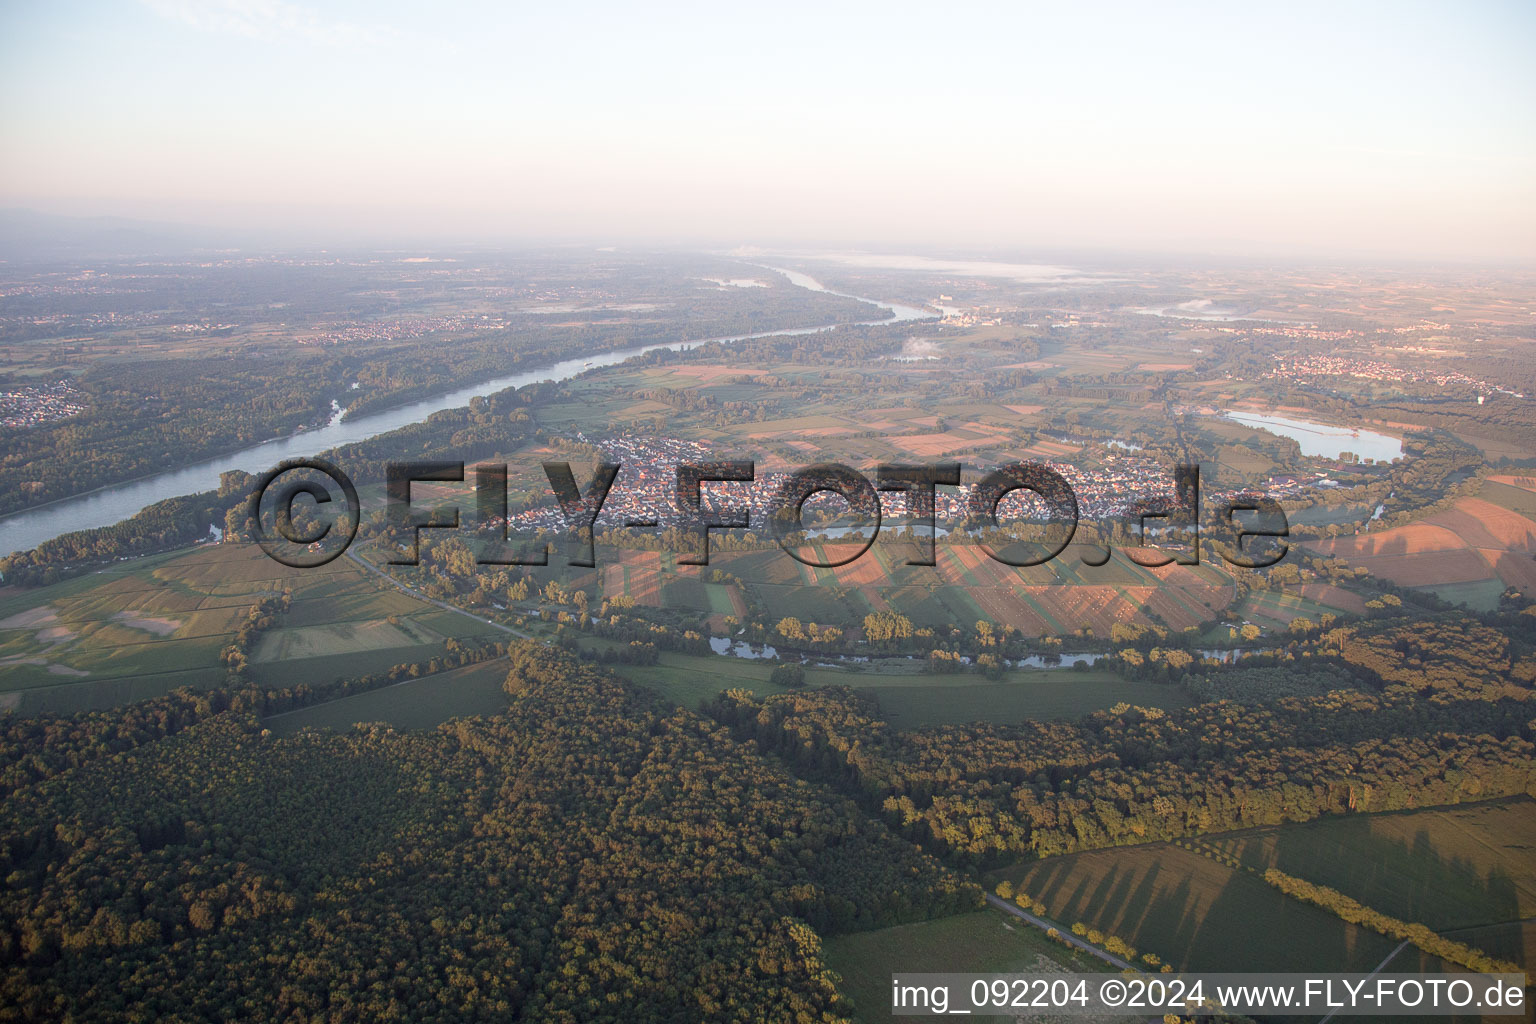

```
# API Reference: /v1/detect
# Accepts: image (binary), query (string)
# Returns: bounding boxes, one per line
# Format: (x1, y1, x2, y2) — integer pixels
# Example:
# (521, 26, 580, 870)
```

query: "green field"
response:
(610, 651, 798, 708)
(253, 616, 446, 661)
(865, 672, 1192, 728)
(1211, 442, 1276, 478)
(823, 908, 1132, 1024)
(0, 541, 509, 714)
(608, 647, 1184, 728)
(1480, 480, 1536, 518)
(1201, 798, 1536, 967)
(1288, 500, 1374, 527)
(989, 841, 1448, 975)
(1420, 579, 1507, 612)
(263, 658, 512, 735)
(1236, 588, 1340, 629)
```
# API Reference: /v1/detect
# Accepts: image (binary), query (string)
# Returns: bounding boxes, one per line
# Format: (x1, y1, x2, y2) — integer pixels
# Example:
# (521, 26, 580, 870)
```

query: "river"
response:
(705, 642, 1254, 669)
(0, 271, 935, 558)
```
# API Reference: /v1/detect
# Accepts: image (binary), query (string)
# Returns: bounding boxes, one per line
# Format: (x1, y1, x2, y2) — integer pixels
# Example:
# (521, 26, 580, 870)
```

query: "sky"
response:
(1, 0, 1534, 262)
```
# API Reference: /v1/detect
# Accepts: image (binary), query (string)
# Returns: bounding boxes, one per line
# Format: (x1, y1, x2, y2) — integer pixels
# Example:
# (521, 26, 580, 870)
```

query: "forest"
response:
(2, 599, 1533, 1020)
(0, 643, 977, 1023)
(706, 613, 1536, 863)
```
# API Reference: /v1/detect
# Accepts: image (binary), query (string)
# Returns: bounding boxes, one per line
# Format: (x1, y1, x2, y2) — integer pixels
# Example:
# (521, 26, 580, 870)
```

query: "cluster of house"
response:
(298, 314, 508, 346)
(0, 379, 86, 428)
(1265, 353, 1521, 398)
(483, 433, 1327, 539)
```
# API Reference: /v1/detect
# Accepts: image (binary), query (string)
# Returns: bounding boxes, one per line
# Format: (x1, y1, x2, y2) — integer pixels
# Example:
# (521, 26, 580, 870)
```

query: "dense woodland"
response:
(1, 605, 1533, 1018)
(707, 615, 1536, 863)
(2, 565, 1534, 1020)
(0, 644, 976, 1023)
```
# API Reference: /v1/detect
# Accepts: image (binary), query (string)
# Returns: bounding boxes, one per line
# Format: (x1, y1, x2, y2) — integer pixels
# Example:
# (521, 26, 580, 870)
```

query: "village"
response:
(0, 378, 86, 428)
(1265, 352, 1525, 399)
(482, 430, 1328, 553)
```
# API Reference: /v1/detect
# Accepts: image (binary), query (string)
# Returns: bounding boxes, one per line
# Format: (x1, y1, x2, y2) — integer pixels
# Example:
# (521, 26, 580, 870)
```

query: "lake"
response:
(1220, 410, 1403, 462)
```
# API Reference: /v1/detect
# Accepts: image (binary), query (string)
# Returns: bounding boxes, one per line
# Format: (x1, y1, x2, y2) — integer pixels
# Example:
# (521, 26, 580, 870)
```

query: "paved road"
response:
(345, 549, 536, 641)
(983, 893, 1135, 971)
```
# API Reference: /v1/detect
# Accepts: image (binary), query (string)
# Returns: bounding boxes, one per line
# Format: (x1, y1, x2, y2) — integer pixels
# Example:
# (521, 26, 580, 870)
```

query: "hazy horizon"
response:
(3, 1, 1534, 262)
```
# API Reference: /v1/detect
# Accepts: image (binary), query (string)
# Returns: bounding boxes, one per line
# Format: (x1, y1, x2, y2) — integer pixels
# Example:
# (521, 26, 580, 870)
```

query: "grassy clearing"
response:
(823, 908, 1133, 1024)
(263, 659, 511, 736)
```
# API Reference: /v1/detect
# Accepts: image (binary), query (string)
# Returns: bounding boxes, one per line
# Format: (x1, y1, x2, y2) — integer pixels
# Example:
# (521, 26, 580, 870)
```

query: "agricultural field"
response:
(823, 908, 1135, 1024)
(604, 647, 1184, 728)
(1234, 587, 1354, 630)
(0, 541, 505, 714)
(1288, 499, 1376, 527)
(1483, 477, 1536, 518)
(252, 615, 444, 661)
(608, 650, 799, 708)
(859, 671, 1193, 729)
(1307, 483, 1536, 599)
(1421, 579, 1508, 612)
(1200, 798, 1536, 968)
(591, 539, 1243, 639)
(262, 658, 513, 736)
(988, 842, 1452, 975)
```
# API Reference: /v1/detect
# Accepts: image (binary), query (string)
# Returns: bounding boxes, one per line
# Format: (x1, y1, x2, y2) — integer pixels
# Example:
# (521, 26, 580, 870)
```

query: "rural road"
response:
(345, 549, 536, 641)
(983, 893, 1135, 971)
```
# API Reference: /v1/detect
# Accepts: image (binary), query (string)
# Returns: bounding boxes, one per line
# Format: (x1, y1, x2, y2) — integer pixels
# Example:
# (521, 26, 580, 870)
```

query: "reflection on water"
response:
(706, 643, 1253, 670)
(1220, 410, 1403, 462)
(1012, 653, 1104, 669)
(709, 638, 779, 660)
